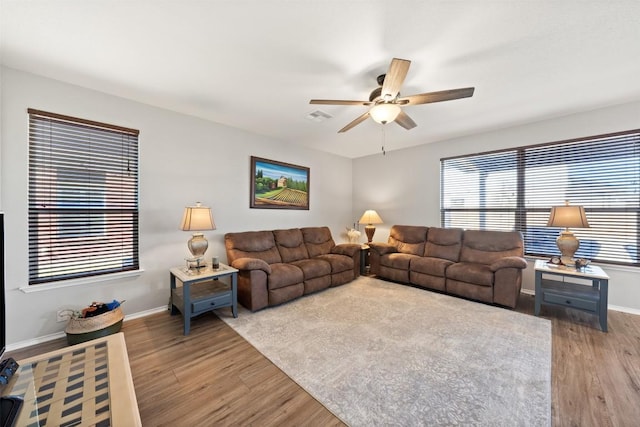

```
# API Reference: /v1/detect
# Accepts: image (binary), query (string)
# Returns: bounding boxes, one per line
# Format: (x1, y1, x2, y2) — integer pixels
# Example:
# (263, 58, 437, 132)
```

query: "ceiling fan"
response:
(309, 58, 475, 133)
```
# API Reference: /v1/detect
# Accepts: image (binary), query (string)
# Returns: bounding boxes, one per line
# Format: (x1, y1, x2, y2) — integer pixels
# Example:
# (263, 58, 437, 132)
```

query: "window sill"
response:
(19, 269, 144, 293)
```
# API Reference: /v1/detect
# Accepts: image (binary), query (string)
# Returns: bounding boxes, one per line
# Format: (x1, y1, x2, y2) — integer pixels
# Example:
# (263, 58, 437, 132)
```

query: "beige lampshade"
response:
(546, 203, 590, 229)
(180, 202, 216, 231)
(359, 210, 383, 225)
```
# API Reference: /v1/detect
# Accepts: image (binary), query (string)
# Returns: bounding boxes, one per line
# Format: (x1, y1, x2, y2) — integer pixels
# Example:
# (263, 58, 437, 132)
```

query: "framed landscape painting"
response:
(250, 156, 310, 210)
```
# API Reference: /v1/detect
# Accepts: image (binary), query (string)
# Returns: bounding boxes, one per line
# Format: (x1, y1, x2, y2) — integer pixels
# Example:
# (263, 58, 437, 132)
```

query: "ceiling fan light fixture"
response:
(369, 103, 401, 124)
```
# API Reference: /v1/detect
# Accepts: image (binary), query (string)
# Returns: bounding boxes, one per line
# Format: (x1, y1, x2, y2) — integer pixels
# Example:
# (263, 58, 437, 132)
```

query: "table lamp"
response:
(180, 202, 216, 262)
(547, 201, 589, 266)
(359, 210, 383, 243)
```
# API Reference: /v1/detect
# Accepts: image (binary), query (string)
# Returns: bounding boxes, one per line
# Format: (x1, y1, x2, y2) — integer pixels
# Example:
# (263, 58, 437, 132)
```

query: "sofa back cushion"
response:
(424, 227, 463, 262)
(301, 226, 335, 257)
(459, 230, 524, 265)
(274, 228, 310, 262)
(388, 225, 428, 256)
(224, 230, 282, 264)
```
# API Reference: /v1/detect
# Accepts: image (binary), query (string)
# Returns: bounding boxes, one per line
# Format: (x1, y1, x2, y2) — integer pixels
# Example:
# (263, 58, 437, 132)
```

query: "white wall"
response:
(353, 100, 640, 312)
(1, 67, 355, 346)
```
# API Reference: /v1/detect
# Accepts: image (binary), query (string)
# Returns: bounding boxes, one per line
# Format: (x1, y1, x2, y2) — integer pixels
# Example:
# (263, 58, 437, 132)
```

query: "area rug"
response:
(218, 277, 551, 426)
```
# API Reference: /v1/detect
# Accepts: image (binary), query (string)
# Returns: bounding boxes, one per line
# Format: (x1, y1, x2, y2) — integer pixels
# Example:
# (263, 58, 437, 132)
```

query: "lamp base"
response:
(557, 230, 579, 266)
(364, 225, 376, 243)
(188, 233, 208, 258)
(185, 257, 206, 270)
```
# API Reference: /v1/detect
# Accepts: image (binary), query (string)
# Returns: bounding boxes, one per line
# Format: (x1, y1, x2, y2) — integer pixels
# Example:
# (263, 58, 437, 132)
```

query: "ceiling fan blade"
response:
(310, 99, 371, 106)
(394, 110, 417, 130)
(381, 58, 411, 100)
(338, 111, 370, 133)
(399, 87, 475, 105)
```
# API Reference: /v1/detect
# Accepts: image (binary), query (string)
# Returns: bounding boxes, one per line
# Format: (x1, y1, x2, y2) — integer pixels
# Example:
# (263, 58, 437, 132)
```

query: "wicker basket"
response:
(65, 307, 124, 345)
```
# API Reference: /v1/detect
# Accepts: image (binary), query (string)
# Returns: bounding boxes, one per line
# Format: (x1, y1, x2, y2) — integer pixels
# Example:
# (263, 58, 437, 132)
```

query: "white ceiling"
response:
(2, 1, 640, 158)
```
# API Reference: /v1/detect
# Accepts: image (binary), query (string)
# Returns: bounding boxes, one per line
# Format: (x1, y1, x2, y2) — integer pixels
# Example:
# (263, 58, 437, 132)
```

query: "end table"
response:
(170, 263, 238, 335)
(360, 244, 370, 275)
(534, 259, 609, 332)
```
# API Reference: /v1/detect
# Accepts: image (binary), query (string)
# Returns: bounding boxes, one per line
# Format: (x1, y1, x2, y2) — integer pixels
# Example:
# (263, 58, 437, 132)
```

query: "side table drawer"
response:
(192, 293, 232, 313)
(543, 291, 597, 312)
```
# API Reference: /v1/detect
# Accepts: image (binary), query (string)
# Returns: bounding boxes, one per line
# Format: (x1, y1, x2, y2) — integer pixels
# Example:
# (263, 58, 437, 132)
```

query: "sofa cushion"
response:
(410, 256, 454, 277)
(315, 253, 352, 273)
(459, 230, 524, 265)
(268, 263, 304, 290)
(388, 225, 428, 255)
(301, 226, 335, 257)
(446, 262, 494, 287)
(380, 253, 421, 270)
(274, 228, 309, 262)
(424, 227, 463, 262)
(290, 258, 331, 279)
(225, 231, 282, 264)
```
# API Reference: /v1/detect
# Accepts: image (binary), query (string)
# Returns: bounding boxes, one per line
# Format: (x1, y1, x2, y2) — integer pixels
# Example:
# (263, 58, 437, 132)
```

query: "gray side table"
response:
(170, 263, 238, 335)
(360, 244, 370, 275)
(534, 259, 609, 332)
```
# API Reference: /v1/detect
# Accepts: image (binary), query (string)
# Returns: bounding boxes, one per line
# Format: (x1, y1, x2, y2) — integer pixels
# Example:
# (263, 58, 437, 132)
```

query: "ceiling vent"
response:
(306, 110, 333, 122)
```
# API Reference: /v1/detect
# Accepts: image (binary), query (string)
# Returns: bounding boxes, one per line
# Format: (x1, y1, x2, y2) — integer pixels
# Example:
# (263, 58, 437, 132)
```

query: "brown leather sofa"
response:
(224, 227, 361, 311)
(369, 225, 527, 308)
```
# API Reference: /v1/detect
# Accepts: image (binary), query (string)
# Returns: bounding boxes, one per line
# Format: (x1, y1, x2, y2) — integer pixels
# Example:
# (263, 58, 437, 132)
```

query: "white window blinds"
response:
(28, 109, 139, 284)
(441, 130, 640, 266)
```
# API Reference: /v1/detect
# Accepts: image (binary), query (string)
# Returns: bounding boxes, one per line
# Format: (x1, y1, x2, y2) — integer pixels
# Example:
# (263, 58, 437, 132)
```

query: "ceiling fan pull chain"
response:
(381, 125, 386, 155)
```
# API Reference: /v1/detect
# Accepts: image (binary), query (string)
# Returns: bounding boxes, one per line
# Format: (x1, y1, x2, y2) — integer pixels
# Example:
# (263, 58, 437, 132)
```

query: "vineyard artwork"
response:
(250, 156, 310, 210)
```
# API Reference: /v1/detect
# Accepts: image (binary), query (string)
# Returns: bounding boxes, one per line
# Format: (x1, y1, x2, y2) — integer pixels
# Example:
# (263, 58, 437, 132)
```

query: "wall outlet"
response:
(56, 309, 73, 322)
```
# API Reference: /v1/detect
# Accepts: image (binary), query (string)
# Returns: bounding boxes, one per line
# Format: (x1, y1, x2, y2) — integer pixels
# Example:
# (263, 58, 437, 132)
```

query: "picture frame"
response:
(250, 156, 310, 210)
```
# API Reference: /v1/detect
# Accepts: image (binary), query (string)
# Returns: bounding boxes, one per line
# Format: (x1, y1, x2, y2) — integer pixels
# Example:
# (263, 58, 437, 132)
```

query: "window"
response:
(28, 109, 139, 284)
(441, 130, 640, 267)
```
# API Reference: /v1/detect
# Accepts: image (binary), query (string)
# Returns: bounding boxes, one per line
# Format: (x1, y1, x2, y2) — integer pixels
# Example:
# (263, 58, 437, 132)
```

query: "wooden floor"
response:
(7, 293, 640, 426)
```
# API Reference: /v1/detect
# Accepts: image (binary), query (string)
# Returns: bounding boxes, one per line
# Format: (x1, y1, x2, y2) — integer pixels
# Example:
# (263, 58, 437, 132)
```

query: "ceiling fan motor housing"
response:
(369, 87, 382, 102)
(372, 74, 401, 103)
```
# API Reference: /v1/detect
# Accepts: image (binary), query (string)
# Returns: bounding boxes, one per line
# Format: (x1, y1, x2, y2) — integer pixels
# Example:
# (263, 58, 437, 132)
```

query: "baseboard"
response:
(6, 305, 168, 352)
(606, 304, 640, 316)
(123, 305, 168, 321)
(6, 331, 68, 352)
(520, 289, 640, 315)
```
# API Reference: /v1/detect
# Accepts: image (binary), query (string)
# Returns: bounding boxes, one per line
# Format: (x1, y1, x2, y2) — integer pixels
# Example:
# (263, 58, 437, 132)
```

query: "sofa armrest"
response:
(230, 257, 272, 274)
(368, 242, 398, 256)
(490, 256, 527, 272)
(331, 243, 361, 258)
